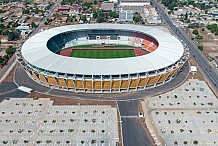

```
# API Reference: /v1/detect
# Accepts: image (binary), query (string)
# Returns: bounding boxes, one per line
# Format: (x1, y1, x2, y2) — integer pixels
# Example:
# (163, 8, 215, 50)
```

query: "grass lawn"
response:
(72, 49, 135, 59)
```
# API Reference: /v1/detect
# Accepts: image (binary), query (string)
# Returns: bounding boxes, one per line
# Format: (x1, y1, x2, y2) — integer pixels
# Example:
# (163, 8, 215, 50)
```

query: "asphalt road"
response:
(121, 118, 153, 146)
(118, 100, 153, 146)
(151, 0, 218, 94)
(118, 100, 138, 116)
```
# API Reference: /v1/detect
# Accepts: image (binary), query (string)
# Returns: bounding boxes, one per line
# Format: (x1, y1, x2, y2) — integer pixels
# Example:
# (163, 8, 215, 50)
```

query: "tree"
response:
(0, 17, 3, 23)
(44, 21, 49, 25)
(6, 47, 15, 55)
(22, 9, 30, 14)
(31, 22, 37, 28)
(168, 3, 175, 11)
(80, 15, 87, 22)
(198, 45, 203, 51)
(8, 30, 20, 41)
(94, 0, 97, 5)
(133, 13, 142, 23)
(193, 140, 198, 145)
(192, 29, 199, 35)
(185, 12, 188, 20)
(109, 12, 119, 18)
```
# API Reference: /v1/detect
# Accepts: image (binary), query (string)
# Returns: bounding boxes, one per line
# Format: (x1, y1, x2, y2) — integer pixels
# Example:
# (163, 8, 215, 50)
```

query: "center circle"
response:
(47, 29, 159, 59)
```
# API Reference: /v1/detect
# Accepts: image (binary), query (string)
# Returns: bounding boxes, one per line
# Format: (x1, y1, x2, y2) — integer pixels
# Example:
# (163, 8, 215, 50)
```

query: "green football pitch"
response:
(72, 49, 135, 59)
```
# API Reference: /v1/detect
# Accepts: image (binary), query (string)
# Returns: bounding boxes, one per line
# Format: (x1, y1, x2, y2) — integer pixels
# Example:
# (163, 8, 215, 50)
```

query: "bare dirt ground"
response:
(187, 57, 205, 81)
(28, 92, 117, 107)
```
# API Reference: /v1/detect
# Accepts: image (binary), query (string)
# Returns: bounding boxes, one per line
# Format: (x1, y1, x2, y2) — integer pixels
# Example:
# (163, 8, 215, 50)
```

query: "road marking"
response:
(121, 115, 138, 118)
(0, 60, 17, 83)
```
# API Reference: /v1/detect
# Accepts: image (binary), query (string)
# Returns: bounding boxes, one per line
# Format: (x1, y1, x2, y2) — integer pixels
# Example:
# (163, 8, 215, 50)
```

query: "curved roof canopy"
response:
(21, 24, 184, 75)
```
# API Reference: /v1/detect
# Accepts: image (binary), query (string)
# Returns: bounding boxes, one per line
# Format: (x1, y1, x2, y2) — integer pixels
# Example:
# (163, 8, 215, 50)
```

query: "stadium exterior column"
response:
(136, 73, 140, 91)
(154, 71, 160, 87)
(101, 75, 103, 93)
(162, 68, 168, 84)
(63, 78, 68, 90)
(92, 75, 94, 93)
(119, 75, 122, 92)
(82, 75, 85, 92)
(72, 75, 76, 92)
(144, 72, 149, 89)
(127, 74, 130, 92)
(110, 75, 112, 93)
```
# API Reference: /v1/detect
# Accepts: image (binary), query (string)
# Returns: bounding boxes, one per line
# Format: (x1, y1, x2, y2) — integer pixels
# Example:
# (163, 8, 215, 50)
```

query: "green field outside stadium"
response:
(72, 49, 135, 59)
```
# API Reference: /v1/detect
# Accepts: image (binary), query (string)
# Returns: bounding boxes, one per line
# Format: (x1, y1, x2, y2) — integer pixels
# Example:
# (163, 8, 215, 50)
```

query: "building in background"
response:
(119, 10, 133, 21)
(120, 0, 150, 6)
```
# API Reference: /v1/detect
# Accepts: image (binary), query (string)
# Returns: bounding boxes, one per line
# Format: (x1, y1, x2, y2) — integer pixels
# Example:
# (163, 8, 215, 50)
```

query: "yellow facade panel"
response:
(130, 79, 138, 88)
(31, 71, 38, 80)
(94, 81, 101, 89)
(39, 74, 47, 84)
(85, 81, 92, 89)
(168, 68, 179, 78)
(138, 78, 146, 87)
(158, 72, 170, 82)
(121, 80, 129, 88)
(58, 78, 66, 87)
(103, 81, 110, 89)
(48, 76, 58, 86)
(147, 75, 160, 85)
(112, 81, 120, 89)
(67, 79, 74, 88)
(76, 80, 83, 88)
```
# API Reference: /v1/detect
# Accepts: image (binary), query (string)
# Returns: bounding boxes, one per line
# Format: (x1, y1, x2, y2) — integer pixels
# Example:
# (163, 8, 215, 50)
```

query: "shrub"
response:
(46, 140, 52, 144)
(193, 140, 198, 144)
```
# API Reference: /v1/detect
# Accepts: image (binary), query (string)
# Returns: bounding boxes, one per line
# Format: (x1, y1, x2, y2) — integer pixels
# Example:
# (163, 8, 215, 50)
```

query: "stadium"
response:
(17, 24, 189, 93)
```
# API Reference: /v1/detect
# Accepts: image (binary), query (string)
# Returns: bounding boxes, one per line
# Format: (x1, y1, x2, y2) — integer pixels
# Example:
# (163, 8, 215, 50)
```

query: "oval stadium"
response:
(17, 24, 189, 93)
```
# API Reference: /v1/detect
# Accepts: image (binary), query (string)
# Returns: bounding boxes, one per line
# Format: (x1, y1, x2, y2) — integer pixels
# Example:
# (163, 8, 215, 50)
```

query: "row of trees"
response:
(92, 10, 119, 23)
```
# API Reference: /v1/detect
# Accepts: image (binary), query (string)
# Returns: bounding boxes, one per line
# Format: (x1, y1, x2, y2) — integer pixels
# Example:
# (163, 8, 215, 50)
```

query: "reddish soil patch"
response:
(134, 48, 149, 56)
(59, 48, 73, 57)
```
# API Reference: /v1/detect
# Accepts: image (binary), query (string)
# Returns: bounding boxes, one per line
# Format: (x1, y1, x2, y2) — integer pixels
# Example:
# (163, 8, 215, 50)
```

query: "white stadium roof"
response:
(21, 24, 184, 75)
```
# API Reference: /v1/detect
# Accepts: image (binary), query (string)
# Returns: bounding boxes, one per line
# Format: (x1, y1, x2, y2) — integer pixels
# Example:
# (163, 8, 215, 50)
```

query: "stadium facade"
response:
(17, 24, 189, 93)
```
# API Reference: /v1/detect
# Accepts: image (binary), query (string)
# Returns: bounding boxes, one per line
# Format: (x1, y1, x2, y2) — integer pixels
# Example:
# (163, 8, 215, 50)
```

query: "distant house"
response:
(120, 0, 150, 6)
(56, 5, 71, 13)
(0, 36, 8, 43)
(16, 26, 30, 31)
(146, 15, 162, 24)
(109, 0, 118, 3)
(37, 2, 50, 10)
(101, 2, 115, 12)
(121, 6, 145, 13)
(119, 10, 133, 22)
(72, 4, 80, 14)
(17, 2, 27, 9)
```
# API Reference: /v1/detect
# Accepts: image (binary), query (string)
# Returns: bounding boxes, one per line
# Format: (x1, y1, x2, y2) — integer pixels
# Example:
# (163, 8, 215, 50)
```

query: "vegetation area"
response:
(72, 49, 135, 59)
(0, 46, 16, 67)
(192, 29, 199, 35)
(198, 45, 203, 51)
(162, 0, 213, 12)
(133, 12, 143, 23)
(0, 22, 21, 37)
(206, 24, 218, 35)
